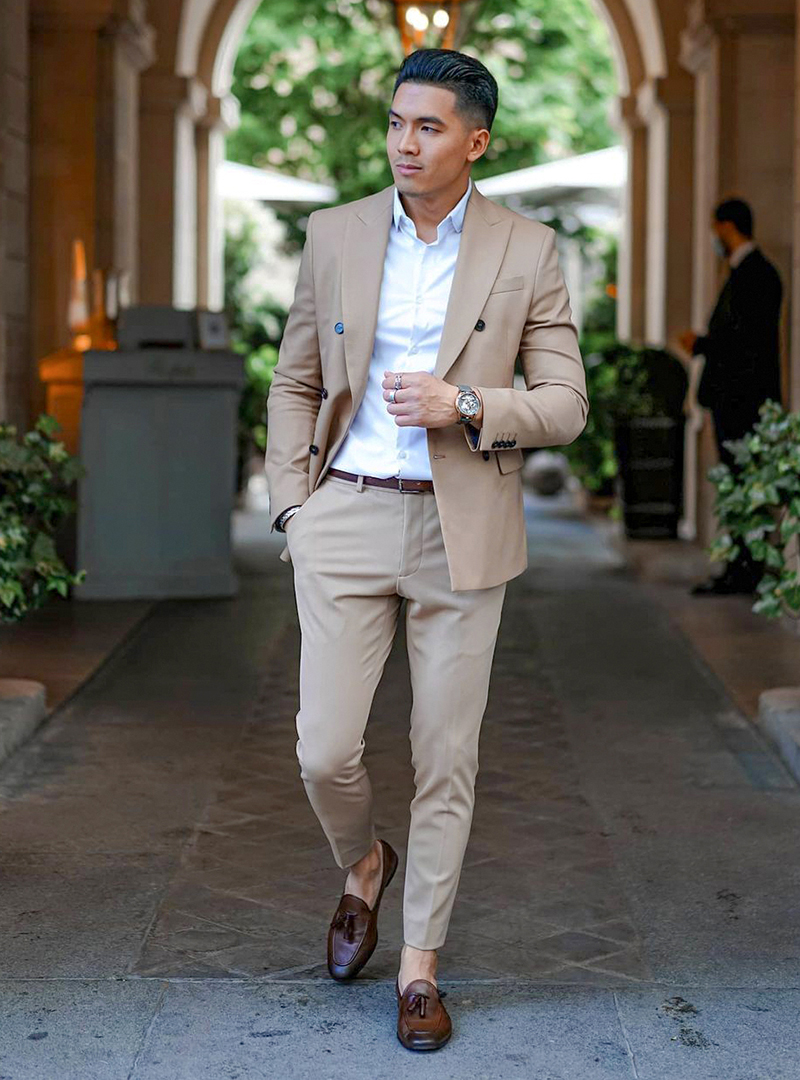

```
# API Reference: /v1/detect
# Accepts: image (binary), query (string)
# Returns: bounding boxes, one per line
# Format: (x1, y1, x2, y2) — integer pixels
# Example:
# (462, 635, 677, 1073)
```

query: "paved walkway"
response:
(1, 490, 800, 1078)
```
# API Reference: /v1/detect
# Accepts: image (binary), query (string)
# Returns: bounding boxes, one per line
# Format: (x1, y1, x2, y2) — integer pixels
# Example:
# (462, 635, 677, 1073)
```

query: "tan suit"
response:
(265, 181, 588, 950)
(266, 182, 588, 591)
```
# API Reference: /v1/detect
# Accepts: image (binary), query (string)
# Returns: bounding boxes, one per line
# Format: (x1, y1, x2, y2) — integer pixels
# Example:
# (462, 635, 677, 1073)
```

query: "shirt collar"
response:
(392, 177, 473, 237)
(729, 240, 756, 268)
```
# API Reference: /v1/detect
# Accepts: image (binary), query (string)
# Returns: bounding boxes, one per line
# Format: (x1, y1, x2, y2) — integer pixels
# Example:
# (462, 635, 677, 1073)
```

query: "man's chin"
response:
(394, 170, 425, 190)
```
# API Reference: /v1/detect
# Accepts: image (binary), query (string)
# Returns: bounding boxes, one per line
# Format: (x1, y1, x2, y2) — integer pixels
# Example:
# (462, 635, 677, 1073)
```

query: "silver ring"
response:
(388, 388, 396, 404)
(394, 373, 403, 390)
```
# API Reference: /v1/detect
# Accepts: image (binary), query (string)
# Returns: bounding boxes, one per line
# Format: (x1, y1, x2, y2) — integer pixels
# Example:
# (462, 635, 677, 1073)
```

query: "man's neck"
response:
(397, 176, 471, 240)
(728, 237, 755, 268)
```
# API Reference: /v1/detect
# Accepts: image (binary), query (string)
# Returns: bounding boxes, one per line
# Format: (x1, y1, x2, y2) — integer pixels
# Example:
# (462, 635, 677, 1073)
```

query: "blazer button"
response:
(475, 319, 486, 332)
(309, 444, 319, 454)
(482, 450, 490, 460)
(334, 322, 344, 334)
(510, 439, 517, 447)
(491, 440, 499, 449)
(321, 387, 328, 399)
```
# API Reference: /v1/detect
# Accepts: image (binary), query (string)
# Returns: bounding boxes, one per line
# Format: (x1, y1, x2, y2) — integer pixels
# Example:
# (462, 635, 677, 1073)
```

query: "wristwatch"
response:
(454, 384, 481, 425)
(275, 505, 301, 532)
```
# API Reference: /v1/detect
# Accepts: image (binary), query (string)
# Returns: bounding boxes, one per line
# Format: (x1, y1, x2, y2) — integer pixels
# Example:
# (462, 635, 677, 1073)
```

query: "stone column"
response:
(635, 76, 695, 350)
(138, 74, 208, 308)
(196, 92, 239, 311)
(29, 0, 154, 410)
(613, 93, 648, 344)
(794, 0, 800, 408)
(680, 0, 795, 543)
(0, 0, 30, 427)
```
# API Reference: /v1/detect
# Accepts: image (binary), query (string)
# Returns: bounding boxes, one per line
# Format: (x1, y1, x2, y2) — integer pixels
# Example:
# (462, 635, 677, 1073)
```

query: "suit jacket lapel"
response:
(434, 187, 512, 381)
(341, 186, 393, 416)
(339, 182, 512, 408)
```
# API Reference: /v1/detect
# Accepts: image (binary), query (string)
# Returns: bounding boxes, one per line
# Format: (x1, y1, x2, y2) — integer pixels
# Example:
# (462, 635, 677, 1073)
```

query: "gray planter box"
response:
(75, 348, 246, 600)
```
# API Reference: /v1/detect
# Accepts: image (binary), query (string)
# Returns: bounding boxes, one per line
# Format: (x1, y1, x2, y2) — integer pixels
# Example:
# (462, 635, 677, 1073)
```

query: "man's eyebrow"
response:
(388, 108, 447, 125)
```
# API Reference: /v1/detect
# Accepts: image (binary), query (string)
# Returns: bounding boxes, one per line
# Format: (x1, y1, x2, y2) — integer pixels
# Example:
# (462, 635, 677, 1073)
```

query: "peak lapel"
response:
(433, 189, 512, 381)
(341, 187, 393, 414)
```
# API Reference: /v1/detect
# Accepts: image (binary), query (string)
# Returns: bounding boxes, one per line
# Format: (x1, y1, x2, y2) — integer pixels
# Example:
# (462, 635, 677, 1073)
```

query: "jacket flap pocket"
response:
(496, 448, 524, 474)
(490, 275, 524, 295)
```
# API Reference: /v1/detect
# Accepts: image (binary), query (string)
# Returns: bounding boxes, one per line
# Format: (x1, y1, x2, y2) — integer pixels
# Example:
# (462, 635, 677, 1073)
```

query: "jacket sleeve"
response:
(462, 227, 589, 453)
(264, 212, 323, 532)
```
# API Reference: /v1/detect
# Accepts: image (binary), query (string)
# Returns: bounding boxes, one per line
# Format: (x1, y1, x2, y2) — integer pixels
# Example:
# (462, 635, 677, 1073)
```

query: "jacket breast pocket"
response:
(496, 448, 524, 474)
(490, 276, 524, 295)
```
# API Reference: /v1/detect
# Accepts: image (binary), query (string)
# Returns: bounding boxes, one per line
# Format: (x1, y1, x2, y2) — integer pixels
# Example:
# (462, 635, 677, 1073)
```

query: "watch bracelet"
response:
(276, 505, 301, 532)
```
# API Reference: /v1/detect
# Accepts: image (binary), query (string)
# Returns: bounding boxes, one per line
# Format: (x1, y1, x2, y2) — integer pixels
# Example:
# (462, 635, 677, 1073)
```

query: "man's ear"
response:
(467, 129, 490, 163)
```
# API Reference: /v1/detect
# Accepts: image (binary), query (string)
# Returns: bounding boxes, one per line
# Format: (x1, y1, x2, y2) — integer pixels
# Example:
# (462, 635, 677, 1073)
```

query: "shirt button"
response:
(409, 346, 418, 355)
(398, 450, 407, 459)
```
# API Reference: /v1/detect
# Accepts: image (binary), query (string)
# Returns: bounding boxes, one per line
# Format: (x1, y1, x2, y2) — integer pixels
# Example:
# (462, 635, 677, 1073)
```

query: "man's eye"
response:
(422, 127, 438, 133)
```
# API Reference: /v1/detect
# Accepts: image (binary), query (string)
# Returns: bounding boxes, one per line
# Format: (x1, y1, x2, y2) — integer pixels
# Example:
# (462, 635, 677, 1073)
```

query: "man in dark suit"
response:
(679, 198, 783, 596)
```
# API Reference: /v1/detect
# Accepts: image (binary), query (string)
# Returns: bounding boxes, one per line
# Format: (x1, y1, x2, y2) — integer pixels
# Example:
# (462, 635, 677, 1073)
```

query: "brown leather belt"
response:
(327, 467, 434, 493)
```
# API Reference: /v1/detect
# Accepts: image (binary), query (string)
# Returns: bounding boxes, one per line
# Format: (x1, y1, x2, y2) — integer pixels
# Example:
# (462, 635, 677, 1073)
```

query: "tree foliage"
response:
(228, 0, 617, 209)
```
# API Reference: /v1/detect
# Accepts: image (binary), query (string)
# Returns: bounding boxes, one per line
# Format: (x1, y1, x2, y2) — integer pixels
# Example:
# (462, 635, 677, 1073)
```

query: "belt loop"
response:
(356, 473, 365, 492)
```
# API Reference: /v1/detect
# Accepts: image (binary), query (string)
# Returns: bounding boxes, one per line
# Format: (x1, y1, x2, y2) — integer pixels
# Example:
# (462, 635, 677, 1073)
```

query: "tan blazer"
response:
(265, 181, 589, 591)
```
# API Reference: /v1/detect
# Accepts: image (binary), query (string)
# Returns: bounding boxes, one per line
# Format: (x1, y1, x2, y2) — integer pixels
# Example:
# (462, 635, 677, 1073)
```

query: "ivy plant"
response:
(707, 399, 800, 619)
(0, 414, 86, 624)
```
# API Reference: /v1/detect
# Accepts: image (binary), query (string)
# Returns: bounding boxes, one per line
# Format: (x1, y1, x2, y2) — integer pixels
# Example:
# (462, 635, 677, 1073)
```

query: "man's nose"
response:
(398, 128, 419, 154)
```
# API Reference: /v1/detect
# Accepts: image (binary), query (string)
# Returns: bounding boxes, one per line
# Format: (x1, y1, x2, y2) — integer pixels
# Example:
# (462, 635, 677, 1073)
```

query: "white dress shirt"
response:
(329, 177, 473, 480)
(729, 239, 756, 268)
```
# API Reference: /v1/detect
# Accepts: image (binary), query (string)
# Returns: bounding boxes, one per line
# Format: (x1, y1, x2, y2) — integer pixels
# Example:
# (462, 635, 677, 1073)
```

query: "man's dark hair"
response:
(714, 198, 753, 237)
(393, 48, 498, 133)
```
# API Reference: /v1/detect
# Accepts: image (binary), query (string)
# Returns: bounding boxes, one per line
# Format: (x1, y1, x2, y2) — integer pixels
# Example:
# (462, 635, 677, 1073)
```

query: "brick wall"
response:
(0, 0, 30, 428)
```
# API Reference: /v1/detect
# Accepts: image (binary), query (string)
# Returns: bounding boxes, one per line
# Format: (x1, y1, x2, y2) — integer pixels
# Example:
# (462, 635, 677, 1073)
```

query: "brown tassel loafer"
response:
(327, 838, 398, 981)
(396, 978, 452, 1051)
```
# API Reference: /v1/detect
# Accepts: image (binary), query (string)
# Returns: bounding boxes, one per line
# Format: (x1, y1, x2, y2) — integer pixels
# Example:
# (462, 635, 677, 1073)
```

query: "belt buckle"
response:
(397, 477, 423, 493)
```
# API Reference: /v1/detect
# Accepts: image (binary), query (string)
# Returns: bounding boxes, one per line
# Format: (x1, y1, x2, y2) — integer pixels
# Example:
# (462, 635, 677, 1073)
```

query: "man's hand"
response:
(678, 330, 698, 354)
(381, 371, 482, 428)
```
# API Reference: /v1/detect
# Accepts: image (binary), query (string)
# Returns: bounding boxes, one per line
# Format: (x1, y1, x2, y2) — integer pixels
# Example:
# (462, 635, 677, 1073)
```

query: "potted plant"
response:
(707, 399, 800, 619)
(0, 414, 86, 762)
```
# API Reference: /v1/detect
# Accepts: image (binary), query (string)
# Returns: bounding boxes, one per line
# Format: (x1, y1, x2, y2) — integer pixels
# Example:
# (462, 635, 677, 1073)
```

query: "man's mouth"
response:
(396, 163, 422, 173)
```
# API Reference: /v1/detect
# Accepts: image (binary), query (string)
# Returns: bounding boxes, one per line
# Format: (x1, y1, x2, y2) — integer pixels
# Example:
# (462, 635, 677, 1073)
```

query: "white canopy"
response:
(219, 160, 337, 205)
(475, 145, 625, 206)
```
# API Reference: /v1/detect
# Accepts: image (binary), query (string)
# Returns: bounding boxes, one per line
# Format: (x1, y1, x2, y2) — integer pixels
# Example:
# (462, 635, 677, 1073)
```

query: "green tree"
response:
(228, 0, 617, 214)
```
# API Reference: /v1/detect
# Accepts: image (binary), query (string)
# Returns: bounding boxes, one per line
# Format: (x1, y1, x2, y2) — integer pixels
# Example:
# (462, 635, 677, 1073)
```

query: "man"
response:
(679, 198, 783, 596)
(265, 48, 588, 1050)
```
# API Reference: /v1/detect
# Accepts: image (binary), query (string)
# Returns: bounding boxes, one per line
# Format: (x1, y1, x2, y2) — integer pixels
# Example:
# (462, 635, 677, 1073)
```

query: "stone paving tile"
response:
(614, 987, 800, 1079)
(130, 981, 635, 1080)
(0, 979, 164, 1080)
(0, 853, 177, 978)
(133, 572, 648, 983)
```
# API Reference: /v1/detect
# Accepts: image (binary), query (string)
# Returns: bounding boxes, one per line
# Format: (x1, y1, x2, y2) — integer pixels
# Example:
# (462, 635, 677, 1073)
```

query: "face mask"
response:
(712, 235, 728, 259)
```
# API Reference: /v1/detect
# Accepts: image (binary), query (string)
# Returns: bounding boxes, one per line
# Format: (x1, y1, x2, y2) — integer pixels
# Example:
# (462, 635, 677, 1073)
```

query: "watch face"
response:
(458, 391, 480, 418)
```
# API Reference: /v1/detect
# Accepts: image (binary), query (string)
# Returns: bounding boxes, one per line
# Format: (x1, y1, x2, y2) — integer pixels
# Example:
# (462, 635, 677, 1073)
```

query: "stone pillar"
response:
(635, 76, 695, 349)
(794, 0, 800, 407)
(680, 0, 795, 542)
(614, 94, 648, 343)
(138, 74, 208, 308)
(29, 0, 155, 412)
(0, 0, 30, 427)
(196, 92, 239, 311)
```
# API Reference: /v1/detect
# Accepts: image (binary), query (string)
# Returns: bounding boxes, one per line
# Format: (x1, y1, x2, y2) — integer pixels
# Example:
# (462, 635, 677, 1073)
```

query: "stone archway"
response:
(154, 0, 675, 340)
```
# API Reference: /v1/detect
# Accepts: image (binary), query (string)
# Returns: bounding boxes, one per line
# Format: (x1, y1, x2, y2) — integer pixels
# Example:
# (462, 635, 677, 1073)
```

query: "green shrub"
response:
(0, 415, 86, 623)
(708, 399, 800, 618)
(562, 342, 657, 492)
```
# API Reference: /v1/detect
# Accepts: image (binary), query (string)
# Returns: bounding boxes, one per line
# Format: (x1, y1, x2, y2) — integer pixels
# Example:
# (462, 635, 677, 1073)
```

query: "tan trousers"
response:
(285, 473, 507, 950)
